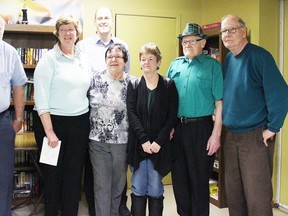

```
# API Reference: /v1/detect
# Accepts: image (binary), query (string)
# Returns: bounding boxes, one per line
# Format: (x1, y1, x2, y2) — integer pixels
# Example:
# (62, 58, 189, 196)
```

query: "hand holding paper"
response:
(39, 137, 61, 166)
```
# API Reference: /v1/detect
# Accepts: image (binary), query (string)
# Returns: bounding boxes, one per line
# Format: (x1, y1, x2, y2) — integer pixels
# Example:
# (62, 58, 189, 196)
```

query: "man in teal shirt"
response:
(167, 23, 223, 216)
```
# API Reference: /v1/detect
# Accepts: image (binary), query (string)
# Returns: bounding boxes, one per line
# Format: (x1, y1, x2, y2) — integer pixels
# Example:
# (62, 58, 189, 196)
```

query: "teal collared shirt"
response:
(166, 53, 223, 118)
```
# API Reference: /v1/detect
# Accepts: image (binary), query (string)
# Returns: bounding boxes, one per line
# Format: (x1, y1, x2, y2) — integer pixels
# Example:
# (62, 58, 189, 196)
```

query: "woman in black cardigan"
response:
(126, 43, 178, 216)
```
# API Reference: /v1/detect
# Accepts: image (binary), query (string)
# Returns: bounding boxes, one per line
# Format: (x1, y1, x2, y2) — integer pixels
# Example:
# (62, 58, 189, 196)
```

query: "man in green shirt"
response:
(167, 23, 223, 216)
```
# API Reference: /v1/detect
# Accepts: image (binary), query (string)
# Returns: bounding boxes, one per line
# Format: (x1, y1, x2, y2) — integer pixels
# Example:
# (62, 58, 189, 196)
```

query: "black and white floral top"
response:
(88, 70, 131, 144)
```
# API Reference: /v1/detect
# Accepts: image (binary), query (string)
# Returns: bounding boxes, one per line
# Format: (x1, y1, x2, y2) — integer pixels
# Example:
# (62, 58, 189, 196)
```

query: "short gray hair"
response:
(221, 14, 246, 28)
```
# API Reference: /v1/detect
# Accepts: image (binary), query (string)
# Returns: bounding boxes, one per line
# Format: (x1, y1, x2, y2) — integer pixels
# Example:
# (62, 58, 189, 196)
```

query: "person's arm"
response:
(12, 85, 26, 133)
(39, 112, 59, 148)
(34, 50, 59, 147)
(260, 50, 288, 133)
(207, 100, 222, 156)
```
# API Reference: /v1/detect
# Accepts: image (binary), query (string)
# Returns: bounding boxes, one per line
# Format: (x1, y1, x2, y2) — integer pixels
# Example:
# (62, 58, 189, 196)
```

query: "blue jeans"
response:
(131, 159, 164, 198)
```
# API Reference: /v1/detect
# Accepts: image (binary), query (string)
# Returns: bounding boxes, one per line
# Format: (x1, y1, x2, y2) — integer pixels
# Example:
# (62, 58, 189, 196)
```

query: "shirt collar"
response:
(183, 52, 206, 64)
(94, 33, 114, 47)
(55, 42, 80, 60)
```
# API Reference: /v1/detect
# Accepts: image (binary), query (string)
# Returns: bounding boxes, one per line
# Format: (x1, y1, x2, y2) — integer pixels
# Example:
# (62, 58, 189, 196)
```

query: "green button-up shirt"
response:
(167, 53, 223, 118)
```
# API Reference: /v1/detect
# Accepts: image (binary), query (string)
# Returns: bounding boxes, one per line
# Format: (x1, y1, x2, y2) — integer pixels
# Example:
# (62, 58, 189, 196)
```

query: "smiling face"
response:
(58, 23, 78, 47)
(181, 35, 206, 59)
(106, 47, 126, 74)
(95, 7, 113, 36)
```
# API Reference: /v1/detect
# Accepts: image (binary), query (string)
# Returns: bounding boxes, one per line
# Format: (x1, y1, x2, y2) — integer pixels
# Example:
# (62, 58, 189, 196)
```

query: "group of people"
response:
(0, 6, 287, 216)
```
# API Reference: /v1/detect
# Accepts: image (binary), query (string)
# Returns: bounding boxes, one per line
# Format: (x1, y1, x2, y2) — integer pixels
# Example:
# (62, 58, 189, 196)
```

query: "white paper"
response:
(39, 137, 61, 166)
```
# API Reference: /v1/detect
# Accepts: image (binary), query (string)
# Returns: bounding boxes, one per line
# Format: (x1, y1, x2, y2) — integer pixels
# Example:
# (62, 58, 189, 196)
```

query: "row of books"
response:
(25, 81, 34, 101)
(14, 150, 37, 167)
(20, 110, 34, 133)
(13, 171, 41, 198)
(16, 48, 50, 65)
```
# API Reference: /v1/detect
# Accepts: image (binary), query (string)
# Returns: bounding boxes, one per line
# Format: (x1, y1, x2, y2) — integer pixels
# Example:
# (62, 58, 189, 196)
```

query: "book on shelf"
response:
(25, 82, 34, 101)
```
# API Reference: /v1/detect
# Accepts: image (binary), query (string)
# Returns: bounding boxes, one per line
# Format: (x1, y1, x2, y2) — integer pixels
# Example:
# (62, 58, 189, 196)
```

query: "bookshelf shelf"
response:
(202, 25, 228, 209)
(24, 64, 37, 69)
(5, 24, 55, 34)
(4, 24, 56, 214)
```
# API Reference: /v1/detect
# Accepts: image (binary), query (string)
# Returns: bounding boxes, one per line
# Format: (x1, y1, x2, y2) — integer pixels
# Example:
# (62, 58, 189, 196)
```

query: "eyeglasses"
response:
(59, 28, 76, 34)
(181, 38, 203, 46)
(220, 27, 241, 35)
(107, 56, 124, 60)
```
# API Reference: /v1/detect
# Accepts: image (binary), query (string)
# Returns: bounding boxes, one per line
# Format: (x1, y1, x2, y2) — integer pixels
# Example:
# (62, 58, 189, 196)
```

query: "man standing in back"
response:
(77, 6, 130, 73)
(77, 6, 131, 216)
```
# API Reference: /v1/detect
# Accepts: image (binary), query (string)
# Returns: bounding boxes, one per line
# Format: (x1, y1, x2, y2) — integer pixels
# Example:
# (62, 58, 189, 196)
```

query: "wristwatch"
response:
(15, 117, 23, 122)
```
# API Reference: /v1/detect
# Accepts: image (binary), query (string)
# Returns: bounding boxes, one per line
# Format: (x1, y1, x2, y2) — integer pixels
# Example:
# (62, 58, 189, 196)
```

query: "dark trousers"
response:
(224, 126, 274, 216)
(171, 118, 214, 216)
(0, 111, 15, 216)
(84, 149, 96, 216)
(33, 111, 89, 216)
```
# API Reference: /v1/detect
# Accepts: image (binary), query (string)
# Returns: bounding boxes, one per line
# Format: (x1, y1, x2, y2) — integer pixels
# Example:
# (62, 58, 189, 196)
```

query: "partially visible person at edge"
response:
(167, 23, 223, 216)
(220, 14, 288, 216)
(126, 42, 178, 216)
(77, 6, 131, 216)
(88, 43, 131, 216)
(0, 16, 27, 216)
(33, 14, 92, 216)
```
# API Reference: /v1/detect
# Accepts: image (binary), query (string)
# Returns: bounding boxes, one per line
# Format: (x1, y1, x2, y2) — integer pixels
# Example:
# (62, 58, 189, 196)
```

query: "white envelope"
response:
(39, 137, 61, 166)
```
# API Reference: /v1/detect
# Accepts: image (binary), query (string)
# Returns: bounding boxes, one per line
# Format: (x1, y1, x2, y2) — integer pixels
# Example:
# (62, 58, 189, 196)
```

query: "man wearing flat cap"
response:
(167, 23, 223, 216)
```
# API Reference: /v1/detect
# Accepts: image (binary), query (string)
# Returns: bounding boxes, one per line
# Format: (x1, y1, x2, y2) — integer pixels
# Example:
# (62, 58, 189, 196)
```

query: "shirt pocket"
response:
(0, 72, 11, 89)
(195, 70, 212, 89)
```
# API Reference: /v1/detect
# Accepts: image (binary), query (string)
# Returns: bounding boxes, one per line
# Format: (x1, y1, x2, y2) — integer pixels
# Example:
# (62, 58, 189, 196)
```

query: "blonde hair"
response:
(54, 14, 82, 37)
(139, 42, 162, 62)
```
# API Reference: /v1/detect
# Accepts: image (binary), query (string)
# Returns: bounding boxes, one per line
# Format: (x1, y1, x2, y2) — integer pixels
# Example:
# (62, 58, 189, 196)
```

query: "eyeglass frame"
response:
(106, 55, 124, 60)
(59, 28, 76, 34)
(181, 38, 203, 46)
(220, 27, 242, 35)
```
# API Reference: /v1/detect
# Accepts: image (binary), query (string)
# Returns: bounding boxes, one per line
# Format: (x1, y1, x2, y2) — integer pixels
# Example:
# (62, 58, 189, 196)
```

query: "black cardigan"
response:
(126, 75, 178, 177)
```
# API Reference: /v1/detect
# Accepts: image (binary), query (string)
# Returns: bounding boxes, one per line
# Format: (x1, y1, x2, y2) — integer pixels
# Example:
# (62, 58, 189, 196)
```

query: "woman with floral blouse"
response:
(88, 43, 131, 216)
